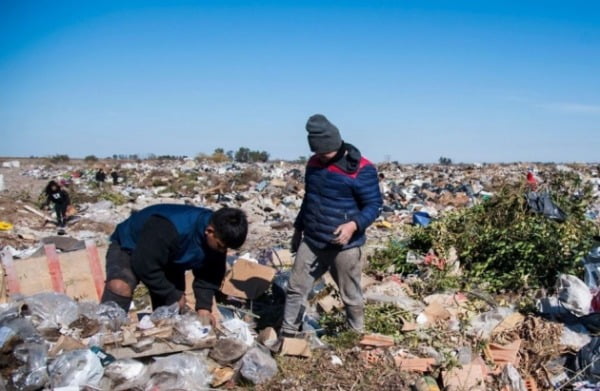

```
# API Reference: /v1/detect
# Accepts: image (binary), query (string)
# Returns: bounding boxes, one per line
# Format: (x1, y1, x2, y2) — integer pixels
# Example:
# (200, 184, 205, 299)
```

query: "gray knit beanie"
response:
(306, 114, 343, 153)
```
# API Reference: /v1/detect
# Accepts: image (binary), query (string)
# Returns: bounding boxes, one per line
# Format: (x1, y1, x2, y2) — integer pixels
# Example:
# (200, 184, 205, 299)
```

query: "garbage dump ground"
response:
(1, 157, 600, 390)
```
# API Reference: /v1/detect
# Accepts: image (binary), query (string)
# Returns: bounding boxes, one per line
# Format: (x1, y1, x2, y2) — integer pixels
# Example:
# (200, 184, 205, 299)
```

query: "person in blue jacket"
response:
(282, 114, 383, 335)
(101, 204, 248, 325)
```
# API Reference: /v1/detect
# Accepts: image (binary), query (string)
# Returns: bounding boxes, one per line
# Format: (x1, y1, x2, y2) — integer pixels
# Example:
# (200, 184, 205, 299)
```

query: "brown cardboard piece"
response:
(271, 248, 294, 267)
(423, 301, 452, 324)
(280, 337, 312, 358)
(394, 357, 436, 372)
(485, 339, 521, 368)
(442, 359, 488, 391)
(258, 327, 278, 347)
(360, 333, 395, 347)
(492, 313, 525, 335)
(1, 245, 107, 302)
(317, 294, 344, 313)
(220, 258, 276, 300)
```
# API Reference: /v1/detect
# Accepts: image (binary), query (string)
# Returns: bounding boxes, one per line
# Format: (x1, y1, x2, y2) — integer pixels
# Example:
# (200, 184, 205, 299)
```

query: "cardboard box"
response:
(220, 258, 276, 300)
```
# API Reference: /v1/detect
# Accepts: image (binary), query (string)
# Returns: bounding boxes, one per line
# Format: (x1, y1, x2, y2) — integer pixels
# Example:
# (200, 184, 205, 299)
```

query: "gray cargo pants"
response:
(282, 241, 364, 334)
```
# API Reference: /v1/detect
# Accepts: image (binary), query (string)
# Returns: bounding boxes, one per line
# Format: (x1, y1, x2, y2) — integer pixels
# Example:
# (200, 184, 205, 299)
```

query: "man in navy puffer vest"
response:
(101, 204, 247, 326)
(282, 114, 383, 335)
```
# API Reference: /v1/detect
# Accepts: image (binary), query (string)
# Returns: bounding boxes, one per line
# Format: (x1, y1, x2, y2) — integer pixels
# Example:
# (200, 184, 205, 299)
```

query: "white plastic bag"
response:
(221, 318, 255, 346)
(145, 352, 211, 390)
(173, 313, 211, 346)
(49, 349, 104, 388)
(558, 274, 592, 317)
(240, 346, 278, 384)
(466, 307, 514, 339)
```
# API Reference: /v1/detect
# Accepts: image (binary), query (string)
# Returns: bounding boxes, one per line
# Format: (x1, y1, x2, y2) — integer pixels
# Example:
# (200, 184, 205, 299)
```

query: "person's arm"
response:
(192, 250, 226, 311)
(130, 216, 181, 305)
(62, 190, 71, 206)
(351, 164, 383, 231)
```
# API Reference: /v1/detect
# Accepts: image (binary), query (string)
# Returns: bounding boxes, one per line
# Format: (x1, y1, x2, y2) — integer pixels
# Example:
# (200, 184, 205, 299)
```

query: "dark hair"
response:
(45, 180, 60, 195)
(210, 207, 248, 249)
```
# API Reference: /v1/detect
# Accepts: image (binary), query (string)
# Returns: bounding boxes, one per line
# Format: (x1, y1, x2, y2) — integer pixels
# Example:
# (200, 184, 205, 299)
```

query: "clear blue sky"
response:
(1, 1, 599, 163)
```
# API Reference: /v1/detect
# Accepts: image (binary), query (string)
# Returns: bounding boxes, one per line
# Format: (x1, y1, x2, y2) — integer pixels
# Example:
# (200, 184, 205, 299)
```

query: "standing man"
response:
(101, 204, 248, 325)
(282, 114, 383, 335)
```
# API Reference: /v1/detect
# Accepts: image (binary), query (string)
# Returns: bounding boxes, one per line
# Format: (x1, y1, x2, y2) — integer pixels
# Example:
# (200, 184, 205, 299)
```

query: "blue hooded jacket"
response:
(295, 143, 382, 250)
(111, 204, 213, 269)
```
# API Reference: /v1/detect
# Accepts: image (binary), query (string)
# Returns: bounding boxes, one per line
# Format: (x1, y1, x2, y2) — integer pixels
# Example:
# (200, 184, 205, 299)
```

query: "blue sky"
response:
(1, 1, 599, 163)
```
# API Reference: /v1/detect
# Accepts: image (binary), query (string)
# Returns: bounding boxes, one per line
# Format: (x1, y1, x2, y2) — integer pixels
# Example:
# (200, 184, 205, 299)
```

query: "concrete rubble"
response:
(0, 158, 599, 389)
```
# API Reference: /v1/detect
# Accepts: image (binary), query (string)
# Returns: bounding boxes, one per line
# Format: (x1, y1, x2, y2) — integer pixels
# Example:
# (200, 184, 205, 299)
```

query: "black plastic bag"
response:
(526, 191, 567, 222)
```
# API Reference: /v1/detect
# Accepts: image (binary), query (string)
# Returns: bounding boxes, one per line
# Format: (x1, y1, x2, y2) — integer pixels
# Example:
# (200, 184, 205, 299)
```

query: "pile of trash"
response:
(1, 159, 600, 389)
(0, 292, 279, 389)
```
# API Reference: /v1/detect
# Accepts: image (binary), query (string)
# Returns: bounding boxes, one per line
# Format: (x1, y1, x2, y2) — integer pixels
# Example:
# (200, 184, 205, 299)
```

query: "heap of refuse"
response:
(1, 158, 600, 389)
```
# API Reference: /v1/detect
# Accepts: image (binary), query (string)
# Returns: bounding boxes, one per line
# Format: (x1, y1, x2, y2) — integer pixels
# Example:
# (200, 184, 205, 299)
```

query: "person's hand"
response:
(197, 309, 216, 327)
(332, 221, 357, 245)
(291, 229, 302, 253)
(177, 294, 187, 311)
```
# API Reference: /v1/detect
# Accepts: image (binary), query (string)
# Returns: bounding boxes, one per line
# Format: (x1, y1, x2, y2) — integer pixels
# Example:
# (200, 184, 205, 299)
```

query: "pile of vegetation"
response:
(370, 171, 599, 292)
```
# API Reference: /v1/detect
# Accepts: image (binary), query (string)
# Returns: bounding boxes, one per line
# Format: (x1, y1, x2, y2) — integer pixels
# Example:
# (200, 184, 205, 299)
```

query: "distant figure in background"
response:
(95, 168, 107, 183)
(43, 180, 71, 228)
(110, 170, 119, 185)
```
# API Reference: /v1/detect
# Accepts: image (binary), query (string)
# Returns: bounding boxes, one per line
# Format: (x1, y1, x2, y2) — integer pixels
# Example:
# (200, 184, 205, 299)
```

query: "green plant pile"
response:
(371, 171, 599, 292)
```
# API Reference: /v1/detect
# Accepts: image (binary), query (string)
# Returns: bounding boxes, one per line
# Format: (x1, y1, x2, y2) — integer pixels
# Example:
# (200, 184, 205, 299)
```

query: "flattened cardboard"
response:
(220, 258, 276, 300)
(280, 337, 312, 358)
(359, 333, 395, 347)
(394, 357, 436, 372)
(442, 361, 487, 391)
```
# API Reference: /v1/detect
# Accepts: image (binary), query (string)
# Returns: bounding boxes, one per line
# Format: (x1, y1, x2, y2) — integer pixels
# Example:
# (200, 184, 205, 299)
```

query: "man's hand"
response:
(177, 294, 187, 311)
(197, 309, 216, 327)
(332, 221, 357, 246)
(291, 229, 303, 253)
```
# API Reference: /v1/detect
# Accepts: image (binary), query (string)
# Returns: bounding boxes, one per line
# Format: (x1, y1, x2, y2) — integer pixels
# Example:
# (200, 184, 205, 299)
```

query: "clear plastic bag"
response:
(144, 352, 212, 390)
(49, 349, 104, 388)
(11, 342, 49, 390)
(104, 359, 147, 391)
(25, 292, 79, 329)
(97, 301, 129, 331)
(172, 313, 211, 346)
(240, 346, 278, 384)
(221, 318, 255, 346)
(149, 302, 179, 325)
(466, 307, 514, 339)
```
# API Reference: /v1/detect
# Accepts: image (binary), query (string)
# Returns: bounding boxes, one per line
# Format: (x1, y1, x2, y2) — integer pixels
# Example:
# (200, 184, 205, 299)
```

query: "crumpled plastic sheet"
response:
(11, 342, 49, 390)
(466, 307, 514, 340)
(144, 352, 212, 391)
(221, 318, 255, 346)
(104, 359, 148, 391)
(172, 313, 211, 346)
(96, 301, 129, 331)
(364, 281, 425, 315)
(562, 324, 592, 350)
(558, 274, 593, 317)
(48, 349, 104, 388)
(240, 346, 278, 385)
(25, 292, 79, 329)
(501, 363, 526, 391)
(149, 302, 180, 324)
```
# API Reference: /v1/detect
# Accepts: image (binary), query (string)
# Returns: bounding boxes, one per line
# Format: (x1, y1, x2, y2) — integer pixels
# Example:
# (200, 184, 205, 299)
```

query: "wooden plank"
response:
(1, 247, 20, 297)
(85, 240, 105, 300)
(8, 246, 107, 301)
(44, 244, 65, 293)
(106, 336, 216, 360)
